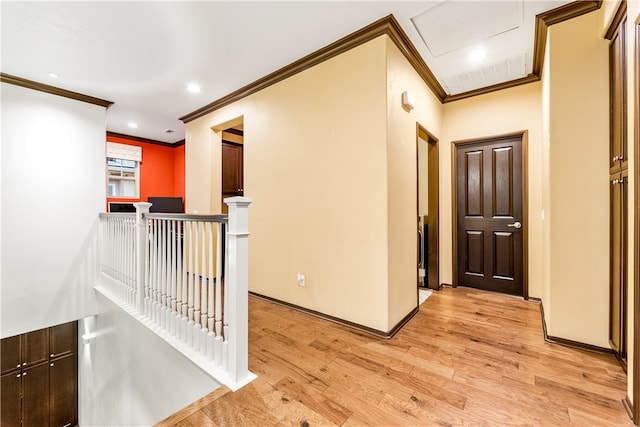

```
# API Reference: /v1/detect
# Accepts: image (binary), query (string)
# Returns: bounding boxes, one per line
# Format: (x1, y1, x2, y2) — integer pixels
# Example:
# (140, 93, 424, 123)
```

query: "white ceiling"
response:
(1, 1, 571, 144)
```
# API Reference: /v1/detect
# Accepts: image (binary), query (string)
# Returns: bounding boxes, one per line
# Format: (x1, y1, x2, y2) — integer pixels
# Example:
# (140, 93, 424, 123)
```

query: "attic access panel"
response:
(411, 1, 521, 58)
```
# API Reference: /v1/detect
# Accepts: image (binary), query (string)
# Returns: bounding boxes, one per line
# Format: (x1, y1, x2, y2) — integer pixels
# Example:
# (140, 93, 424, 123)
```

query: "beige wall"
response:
(385, 37, 443, 327)
(544, 8, 610, 346)
(441, 82, 544, 297)
(187, 36, 444, 332)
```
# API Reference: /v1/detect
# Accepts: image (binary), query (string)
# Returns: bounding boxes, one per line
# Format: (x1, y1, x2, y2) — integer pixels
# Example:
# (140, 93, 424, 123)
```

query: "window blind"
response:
(106, 142, 142, 162)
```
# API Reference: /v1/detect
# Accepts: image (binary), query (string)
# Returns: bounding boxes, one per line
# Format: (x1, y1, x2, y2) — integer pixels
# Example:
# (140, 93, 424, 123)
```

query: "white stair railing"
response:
(97, 197, 255, 391)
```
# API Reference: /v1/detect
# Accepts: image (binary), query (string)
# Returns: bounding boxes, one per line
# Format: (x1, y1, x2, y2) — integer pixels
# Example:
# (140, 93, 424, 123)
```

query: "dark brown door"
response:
(49, 355, 77, 427)
(22, 363, 49, 427)
(456, 136, 523, 295)
(222, 142, 244, 197)
(1, 371, 21, 427)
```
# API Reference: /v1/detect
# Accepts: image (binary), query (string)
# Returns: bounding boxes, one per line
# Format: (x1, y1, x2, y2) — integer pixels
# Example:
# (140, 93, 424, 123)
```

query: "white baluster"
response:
(214, 222, 224, 366)
(161, 219, 168, 329)
(207, 222, 215, 360)
(165, 219, 171, 329)
(199, 221, 208, 355)
(192, 221, 202, 351)
(146, 219, 152, 318)
(175, 219, 184, 340)
(187, 220, 195, 346)
(181, 219, 189, 342)
(170, 219, 177, 336)
(128, 217, 134, 306)
(115, 218, 121, 299)
(156, 219, 162, 326)
(153, 218, 160, 323)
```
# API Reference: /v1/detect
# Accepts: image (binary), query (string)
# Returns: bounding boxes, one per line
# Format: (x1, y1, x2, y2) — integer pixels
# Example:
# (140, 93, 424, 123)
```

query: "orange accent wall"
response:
(173, 144, 185, 201)
(106, 135, 185, 210)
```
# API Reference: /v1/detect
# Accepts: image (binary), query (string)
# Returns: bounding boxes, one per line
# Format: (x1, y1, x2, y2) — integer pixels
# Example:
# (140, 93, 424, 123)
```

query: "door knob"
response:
(507, 221, 522, 229)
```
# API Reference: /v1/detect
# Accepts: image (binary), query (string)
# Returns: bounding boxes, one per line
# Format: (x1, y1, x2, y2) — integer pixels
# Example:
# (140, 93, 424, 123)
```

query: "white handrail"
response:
(96, 197, 255, 391)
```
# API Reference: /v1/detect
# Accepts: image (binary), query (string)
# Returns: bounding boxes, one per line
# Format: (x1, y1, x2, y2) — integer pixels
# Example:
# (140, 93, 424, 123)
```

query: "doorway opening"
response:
(416, 124, 440, 290)
(452, 132, 528, 297)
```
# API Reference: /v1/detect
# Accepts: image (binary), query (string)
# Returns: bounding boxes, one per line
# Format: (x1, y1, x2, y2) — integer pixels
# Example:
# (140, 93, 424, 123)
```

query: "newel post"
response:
(134, 202, 152, 314)
(224, 196, 252, 386)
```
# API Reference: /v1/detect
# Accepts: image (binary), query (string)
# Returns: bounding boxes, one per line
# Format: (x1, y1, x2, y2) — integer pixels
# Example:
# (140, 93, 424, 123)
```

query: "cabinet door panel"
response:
(50, 322, 76, 359)
(610, 174, 623, 352)
(609, 173, 628, 361)
(1, 371, 21, 427)
(22, 363, 49, 427)
(609, 19, 627, 172)
(50, 355, 77, 427)
(1, 335, 21, 374)
(23, 329, 48, 367)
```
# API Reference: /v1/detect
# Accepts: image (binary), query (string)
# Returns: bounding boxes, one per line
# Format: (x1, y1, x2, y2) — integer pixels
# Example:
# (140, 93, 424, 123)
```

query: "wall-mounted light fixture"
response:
(402, 90, 415, 111)
(82, 332, 97, 345)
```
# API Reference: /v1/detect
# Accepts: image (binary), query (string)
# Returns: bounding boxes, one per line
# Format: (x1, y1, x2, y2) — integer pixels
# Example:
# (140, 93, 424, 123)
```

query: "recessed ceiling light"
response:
(128, 122, 138, 129)
(469, 47, 487, 63)
(187, 83, 201, 93)
(48, 72, 58, 78)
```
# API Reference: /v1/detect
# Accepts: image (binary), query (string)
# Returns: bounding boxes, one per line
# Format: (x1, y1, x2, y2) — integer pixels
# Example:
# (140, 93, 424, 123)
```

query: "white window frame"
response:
(106, 142, 142, 198)
(107, 157, 139, 198)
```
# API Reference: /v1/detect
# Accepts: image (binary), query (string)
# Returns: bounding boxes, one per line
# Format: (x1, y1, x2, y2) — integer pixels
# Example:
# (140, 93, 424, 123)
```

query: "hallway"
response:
(159, 286, 630, 426)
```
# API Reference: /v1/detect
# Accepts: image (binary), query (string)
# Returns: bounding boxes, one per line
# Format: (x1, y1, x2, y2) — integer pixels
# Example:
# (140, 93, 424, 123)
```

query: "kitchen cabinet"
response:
(0, 321, 77, 427)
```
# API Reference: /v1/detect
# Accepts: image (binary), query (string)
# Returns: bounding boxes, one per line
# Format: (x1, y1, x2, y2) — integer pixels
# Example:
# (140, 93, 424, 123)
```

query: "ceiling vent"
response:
(443, 54, 527, 95)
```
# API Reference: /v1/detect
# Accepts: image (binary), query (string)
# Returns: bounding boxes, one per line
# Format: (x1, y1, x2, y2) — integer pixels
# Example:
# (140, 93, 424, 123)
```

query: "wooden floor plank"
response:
(158, 286, 633, 427)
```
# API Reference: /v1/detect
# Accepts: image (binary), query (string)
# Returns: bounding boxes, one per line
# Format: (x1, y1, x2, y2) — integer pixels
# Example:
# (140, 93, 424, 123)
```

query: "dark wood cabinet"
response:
(610, 172, 628, 363)
(1, 371, 21, 427)
(50, 323, 75, 359)
(607, 6, 628, 368)
(23, 362, 50, 427)
(1, 335, 21, 374)
(0, 321, 77, 427)
(49, 355, 77, 427)
(609, 15, 627, 174)
(23, 328, 49, 368)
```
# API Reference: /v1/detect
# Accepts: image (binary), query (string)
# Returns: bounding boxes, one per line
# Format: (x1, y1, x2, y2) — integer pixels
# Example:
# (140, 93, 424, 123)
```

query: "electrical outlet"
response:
(297, 273, 305, 287)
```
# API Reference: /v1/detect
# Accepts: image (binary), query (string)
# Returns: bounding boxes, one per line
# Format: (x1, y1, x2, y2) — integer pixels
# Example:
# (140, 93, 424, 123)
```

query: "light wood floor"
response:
(157, 286, 632, 426)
